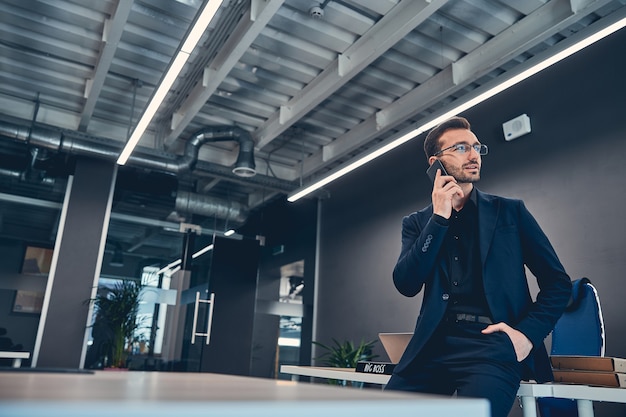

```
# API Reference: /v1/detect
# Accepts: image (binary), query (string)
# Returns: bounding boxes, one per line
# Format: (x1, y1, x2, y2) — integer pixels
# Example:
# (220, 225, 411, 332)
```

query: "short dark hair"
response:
(423, 116, 471, 159)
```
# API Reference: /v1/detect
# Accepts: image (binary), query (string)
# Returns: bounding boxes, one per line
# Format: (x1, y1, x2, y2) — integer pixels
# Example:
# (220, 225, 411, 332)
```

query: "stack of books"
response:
(551, 355, 626, 388)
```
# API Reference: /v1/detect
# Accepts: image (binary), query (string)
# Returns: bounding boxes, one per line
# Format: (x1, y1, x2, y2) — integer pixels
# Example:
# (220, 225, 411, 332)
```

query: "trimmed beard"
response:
(442, 162, 480, 183)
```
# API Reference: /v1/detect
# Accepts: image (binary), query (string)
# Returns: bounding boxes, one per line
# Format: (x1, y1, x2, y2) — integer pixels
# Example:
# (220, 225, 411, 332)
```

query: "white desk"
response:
(0, 370, 489, 417)
(517, 383, 626, 417)
(0, 351, 30, 368)
(280, 365, 626, 417)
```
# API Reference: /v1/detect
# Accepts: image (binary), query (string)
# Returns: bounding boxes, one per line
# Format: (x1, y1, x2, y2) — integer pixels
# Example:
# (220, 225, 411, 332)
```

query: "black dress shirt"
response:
(434, 188, 491, 317)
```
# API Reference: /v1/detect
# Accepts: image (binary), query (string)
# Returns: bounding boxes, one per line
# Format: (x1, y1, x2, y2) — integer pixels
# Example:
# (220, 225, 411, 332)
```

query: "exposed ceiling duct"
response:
(0, 168, 21, 179)
(0, 118, 256, 176)
(0, 117, 294, 225)
(180, 126, 256, 177)
(175, 191, 248, 225)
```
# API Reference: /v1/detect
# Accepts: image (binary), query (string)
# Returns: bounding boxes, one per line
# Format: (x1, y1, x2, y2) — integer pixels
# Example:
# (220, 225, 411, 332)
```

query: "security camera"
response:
(309, 5, 324, 19)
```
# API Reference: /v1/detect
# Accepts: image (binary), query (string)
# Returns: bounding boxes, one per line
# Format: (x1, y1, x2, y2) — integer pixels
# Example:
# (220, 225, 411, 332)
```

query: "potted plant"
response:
(312, 338, 378, 386)
(89, 280, 144, 369)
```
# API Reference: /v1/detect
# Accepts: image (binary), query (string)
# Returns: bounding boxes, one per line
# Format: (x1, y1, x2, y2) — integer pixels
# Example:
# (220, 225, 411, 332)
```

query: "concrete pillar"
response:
(33, 157, 116, 368)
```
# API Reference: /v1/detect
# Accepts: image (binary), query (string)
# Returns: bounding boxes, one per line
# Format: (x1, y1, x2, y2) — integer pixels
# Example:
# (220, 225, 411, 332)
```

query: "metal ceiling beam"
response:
(300, 0, 613, 177)
(163, 0, 285, 148)
(451, 0, 611, 84)
(78, 0, 133, 131)
(252, 0, 449, 150)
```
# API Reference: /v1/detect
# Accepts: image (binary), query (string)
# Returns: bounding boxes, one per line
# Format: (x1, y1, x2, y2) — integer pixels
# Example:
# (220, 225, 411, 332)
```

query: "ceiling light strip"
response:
(156, 259, 182, 275)
(156, 243, 215, 275)
(117, 0, 225, 165)
(287, 15, 626, 203)
(192, 243, 214, 258)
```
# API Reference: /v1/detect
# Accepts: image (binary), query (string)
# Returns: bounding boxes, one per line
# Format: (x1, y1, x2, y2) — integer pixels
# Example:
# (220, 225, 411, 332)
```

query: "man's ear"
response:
(428, 156, 437, 166)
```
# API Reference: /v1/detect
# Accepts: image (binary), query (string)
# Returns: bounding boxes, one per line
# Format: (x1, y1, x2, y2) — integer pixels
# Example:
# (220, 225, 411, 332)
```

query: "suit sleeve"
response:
(392, 212, 448, 297)
(514, 201, 572, 348)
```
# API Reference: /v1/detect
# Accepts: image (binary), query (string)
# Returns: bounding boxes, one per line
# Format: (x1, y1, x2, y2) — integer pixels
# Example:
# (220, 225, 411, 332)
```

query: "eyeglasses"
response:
(432, 143, 488, 157)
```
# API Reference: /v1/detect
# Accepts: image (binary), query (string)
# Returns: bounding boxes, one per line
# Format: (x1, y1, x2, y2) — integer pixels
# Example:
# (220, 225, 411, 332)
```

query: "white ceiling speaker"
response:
(502, 114, 532, 141)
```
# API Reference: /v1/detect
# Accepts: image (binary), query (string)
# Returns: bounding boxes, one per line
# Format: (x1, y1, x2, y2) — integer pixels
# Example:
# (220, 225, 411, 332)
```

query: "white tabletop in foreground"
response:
(0, 369, 489, 417)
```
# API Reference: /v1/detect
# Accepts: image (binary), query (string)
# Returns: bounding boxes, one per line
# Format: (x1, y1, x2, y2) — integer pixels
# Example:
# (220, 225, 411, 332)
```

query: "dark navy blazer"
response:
(392, 189, 572, 382)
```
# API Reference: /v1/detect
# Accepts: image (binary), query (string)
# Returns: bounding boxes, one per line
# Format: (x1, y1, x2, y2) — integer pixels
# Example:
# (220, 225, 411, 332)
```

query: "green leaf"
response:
(89, 280, 146, 368)
(312, 338, 379, 368)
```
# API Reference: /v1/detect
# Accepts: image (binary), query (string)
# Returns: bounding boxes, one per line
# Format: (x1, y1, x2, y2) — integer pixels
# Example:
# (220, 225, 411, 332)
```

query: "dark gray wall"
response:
(315, 23, 626, 399)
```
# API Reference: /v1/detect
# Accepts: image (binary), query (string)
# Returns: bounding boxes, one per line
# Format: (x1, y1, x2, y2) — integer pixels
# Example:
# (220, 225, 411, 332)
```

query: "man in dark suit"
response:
(385, 116, 572, 417)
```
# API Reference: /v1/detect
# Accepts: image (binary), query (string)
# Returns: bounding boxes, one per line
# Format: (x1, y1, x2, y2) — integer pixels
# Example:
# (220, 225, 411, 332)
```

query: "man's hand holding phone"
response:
(426, 159, 463, 219)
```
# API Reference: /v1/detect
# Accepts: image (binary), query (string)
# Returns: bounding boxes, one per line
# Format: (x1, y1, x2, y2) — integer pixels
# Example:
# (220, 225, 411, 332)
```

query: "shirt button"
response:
(442, 294, 449, 301)
(454, 256, 459, 261)
(453, 281, 458, 286)
(454, 236, 459, 240)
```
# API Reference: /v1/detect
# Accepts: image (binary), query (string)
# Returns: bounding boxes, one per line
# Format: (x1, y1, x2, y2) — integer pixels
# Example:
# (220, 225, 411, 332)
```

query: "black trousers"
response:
(385, 319, 522, 417)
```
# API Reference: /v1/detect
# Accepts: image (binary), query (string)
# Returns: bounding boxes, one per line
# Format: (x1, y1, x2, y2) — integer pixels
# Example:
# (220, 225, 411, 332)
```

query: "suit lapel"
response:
(477, 189, 500, 265)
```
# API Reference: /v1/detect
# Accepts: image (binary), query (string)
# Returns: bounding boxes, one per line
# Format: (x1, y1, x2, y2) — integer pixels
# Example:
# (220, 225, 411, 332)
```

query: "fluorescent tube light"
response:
(287, 16, 626, 202)
(192, 243, 214, 258)
(117, 0, 225, 165)
(157, 259, 182, 275)
(278, 337, 301, 347)
(157, 243, 214, 274)
(224, 229, 236, 236)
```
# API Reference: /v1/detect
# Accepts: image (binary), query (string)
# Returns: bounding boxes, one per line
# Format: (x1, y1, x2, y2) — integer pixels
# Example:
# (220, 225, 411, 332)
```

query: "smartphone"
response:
(426, 159, 448, 184)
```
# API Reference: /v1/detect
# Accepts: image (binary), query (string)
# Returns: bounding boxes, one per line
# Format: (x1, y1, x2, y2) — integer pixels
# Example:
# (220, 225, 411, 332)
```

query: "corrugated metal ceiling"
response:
(1, 0, 624, 259)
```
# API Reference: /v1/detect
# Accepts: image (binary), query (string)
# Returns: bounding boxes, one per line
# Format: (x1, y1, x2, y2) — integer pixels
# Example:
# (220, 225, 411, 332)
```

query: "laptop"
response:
(378, 332, 413, 363)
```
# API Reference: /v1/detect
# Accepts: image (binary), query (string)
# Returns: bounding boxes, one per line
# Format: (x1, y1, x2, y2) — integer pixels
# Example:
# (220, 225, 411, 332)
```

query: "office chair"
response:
(537, 277, 605, 417)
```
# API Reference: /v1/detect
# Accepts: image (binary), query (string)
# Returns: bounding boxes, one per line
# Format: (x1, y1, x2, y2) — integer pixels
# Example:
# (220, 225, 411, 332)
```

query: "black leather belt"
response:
(450, 313, 493, 324)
